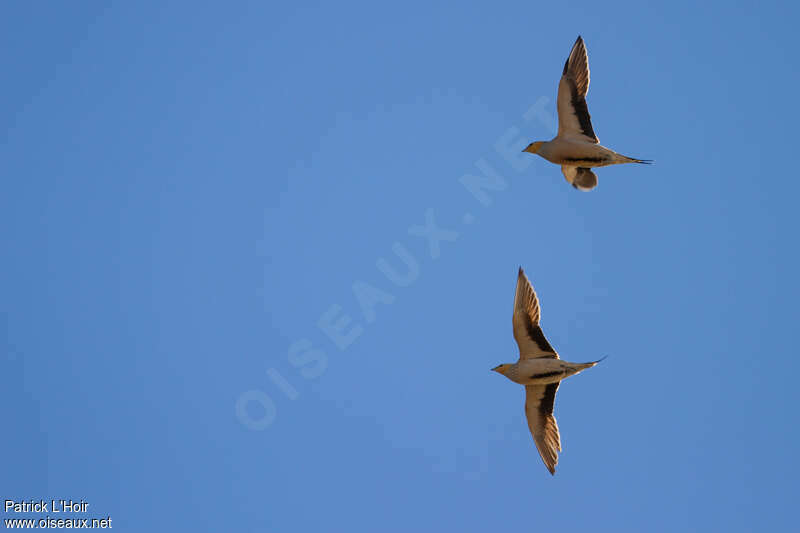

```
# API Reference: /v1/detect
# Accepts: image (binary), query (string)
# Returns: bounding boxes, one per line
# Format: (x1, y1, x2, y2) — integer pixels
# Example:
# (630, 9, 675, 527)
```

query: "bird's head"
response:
(523, 141, 544, 154)
(491, 363, 512, 375)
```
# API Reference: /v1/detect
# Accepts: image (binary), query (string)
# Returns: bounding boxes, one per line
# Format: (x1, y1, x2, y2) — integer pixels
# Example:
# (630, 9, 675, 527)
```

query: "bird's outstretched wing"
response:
(556, 36, 599, 143)
(525, 383, 562, 475)
(561, 166, 598, 191)
(512, 267, 558, 359)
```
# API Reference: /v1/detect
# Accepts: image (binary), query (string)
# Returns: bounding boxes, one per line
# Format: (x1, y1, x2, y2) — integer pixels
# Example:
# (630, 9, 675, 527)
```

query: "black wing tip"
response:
(636, 159, 654, 164)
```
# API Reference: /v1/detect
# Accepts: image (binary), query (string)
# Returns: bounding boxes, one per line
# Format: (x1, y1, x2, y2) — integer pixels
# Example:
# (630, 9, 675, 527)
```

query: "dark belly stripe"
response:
(530, 371, 562, 380)
(563, 157, 605, 163)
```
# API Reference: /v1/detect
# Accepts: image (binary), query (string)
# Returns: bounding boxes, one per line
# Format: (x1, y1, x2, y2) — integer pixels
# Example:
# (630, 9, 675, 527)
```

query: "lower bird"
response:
(492, 267, 604, 475)
(523, 35, 651, 191)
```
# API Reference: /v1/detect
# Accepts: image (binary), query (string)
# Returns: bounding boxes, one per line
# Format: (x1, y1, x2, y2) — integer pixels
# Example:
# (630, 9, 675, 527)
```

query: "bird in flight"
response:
(492, 267, 605, 475)
(523, 36, 651, 191)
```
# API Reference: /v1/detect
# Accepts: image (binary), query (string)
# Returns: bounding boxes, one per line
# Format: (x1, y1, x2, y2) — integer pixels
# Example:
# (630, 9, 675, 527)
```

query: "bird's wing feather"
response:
(512, 267, 559, 359)
(556, 36, 599, 143)
(525, 383, 562, 475)
(561, 166, 598, 191)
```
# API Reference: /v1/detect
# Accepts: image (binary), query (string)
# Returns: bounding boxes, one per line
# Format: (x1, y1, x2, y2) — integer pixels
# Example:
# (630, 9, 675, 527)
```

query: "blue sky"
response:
(3, 1, 799, 531)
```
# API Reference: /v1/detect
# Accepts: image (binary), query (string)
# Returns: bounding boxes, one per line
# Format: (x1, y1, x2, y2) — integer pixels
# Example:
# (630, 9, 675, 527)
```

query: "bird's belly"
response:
(510, 360, 566, 385)
(562, 157, 613, 168)
(517, 370, 564, 385)
(559, 151, 615, 168)
(550, 142, 617, 167)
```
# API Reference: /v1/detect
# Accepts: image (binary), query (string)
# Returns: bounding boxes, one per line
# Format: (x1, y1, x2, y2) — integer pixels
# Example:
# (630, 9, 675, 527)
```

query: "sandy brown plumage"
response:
(523, 36, 652, 191)
(493, 268, 604, 475)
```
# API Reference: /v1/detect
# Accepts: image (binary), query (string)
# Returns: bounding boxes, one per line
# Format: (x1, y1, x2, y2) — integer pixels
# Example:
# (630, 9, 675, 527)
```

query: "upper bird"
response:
(492, 268, 604, 475)
(523, 36, 651, 191)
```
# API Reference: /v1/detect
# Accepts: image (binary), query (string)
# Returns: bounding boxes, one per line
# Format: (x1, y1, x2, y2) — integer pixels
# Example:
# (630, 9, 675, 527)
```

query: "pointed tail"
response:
(622, 155, 653, 164)
(581, 355, 608, 369)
